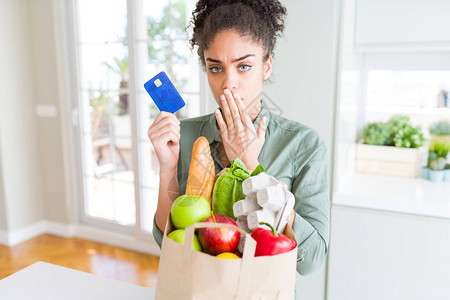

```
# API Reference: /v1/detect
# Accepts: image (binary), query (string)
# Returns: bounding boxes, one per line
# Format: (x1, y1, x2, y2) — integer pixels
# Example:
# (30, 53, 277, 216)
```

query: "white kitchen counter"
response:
(333, 173, 450, 219)
(0, 261, 155, 300)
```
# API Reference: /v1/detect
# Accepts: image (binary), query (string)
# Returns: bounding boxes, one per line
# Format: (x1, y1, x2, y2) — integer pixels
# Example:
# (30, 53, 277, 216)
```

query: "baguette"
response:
(185, 136, 215, 203)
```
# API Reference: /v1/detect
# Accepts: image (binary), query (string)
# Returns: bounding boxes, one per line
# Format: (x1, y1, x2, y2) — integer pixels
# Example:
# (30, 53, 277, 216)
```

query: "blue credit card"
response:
(143, 71, 186, 113)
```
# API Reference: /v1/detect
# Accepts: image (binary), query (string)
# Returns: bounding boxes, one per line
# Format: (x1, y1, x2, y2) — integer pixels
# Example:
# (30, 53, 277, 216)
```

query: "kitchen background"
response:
(0, 0, 449, 299)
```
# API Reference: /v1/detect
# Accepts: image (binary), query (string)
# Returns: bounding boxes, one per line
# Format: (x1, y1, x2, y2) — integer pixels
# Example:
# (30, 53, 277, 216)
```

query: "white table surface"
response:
(0, 261, 155, 300)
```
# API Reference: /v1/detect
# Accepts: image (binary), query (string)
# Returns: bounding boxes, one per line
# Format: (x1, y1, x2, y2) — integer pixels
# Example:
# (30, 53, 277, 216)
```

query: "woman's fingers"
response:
(153, 122, 180, 139)
(220, 94, 233, 127)
(147, 111, 180, 171)
(215, 109, 228, 139)
(153, 126, 180, 146)
(257, 116, 267, 140)
(215, 91, 266, 170)
(224, 89, 240, 124)
(149, 116, 179, 136)
(148, 112, 179, 138)
(153, 111, 179, 126)
(234, 93, 254, 131)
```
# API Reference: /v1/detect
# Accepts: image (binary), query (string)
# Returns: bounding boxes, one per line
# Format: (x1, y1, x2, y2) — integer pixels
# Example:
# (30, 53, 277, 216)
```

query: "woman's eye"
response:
(209, 66, 222, 73)
(239, 65, 251, 71)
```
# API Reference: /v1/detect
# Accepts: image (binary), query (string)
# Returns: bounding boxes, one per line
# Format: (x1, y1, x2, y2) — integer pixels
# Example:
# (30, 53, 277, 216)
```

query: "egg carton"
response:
(234, 172, 295, 235)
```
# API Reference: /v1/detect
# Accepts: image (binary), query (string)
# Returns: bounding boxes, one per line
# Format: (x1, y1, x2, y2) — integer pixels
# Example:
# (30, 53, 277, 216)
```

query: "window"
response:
(362, 53, 450, 138)
(73, 0, 200, 235)
(334, 51, 450, 194)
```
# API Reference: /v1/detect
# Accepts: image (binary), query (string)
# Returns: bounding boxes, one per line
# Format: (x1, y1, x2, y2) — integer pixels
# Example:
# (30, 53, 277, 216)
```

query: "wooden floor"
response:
(0, 234, 160, 288)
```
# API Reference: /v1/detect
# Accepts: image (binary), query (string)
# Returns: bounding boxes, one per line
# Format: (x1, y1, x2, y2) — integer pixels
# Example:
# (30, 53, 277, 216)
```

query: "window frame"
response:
(61, 0, 210, 241)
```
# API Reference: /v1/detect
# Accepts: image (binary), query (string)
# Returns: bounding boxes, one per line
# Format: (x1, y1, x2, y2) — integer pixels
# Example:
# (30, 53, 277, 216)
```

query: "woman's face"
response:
(204, 30, 272, 119)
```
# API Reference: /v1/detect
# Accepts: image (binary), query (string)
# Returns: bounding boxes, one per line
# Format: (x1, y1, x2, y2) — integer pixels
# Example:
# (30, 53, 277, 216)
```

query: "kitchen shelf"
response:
(365, 106, 450, 115)
(339, 105, 450, 115)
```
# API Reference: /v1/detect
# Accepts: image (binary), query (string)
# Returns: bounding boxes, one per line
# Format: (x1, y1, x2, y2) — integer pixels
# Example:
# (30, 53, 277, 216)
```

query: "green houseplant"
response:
(362, 115, 425, 149)
(429, 120, 450, 136)
(429, 120, 450, 145)
(424, 140, 450, 182)
(361, 122, 391, 146)
(386, 115, 426, 148)
(357, 115, 426, 178)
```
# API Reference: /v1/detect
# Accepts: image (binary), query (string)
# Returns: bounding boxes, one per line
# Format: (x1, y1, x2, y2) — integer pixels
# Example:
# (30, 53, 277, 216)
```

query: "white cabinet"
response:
(327, 204, 450, 300)
(296, 264, 327, 300)
(354, 0, 450, 51)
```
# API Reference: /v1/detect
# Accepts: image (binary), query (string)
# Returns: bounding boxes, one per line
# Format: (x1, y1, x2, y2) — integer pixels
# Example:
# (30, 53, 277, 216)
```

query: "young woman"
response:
(148, 0, 330, 276)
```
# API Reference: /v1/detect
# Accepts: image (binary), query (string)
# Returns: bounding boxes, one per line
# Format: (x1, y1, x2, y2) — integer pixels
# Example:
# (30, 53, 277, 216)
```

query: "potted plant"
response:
(424, 140, 450, 182)
(356, 115, 426, 178)
(429, 120, 450, 143)
(445, 163, 450, 182)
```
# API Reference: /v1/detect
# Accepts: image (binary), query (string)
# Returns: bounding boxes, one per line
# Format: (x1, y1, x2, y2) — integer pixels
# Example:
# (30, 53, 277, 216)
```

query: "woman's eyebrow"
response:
(205, 54, 255, 63)
(233, 54, 255, 62)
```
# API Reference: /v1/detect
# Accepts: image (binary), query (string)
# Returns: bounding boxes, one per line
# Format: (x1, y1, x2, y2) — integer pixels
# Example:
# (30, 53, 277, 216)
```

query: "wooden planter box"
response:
(355, 144, 421, 178)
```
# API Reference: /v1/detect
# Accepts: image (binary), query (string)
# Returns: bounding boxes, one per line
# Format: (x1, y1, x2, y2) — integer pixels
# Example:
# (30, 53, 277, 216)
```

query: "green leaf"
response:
(231, 179, 238, 204)
(250, 164, 265, 176)
(230, 157, 248, 172)
(234, 169, 250, 181)
(211, 158, 250, 219)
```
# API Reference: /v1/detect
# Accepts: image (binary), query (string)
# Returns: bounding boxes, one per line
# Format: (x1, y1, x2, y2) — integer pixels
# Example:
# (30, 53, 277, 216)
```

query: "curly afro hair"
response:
(189, 0, 287, 69)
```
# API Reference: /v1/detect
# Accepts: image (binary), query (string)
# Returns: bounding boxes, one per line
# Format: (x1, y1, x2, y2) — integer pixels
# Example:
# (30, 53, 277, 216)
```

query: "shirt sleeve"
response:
(290, 133, 330, 276)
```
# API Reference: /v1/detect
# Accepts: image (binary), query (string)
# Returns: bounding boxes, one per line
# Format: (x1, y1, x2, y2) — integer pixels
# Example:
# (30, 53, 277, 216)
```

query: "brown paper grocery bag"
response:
(155, 219, 297, 300)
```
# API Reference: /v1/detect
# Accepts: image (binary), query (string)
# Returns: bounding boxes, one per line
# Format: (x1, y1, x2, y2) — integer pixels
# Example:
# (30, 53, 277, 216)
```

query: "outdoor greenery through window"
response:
(75, 0, 199, 232)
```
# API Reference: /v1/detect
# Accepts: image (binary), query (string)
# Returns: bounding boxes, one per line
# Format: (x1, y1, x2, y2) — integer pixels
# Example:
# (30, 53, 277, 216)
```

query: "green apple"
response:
(167, 229, 202, 251)
(170, 195, 211, 229)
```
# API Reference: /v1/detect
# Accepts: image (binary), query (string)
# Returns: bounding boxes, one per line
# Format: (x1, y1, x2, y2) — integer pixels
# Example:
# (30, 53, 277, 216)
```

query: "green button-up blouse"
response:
(152, 101, 330, 275)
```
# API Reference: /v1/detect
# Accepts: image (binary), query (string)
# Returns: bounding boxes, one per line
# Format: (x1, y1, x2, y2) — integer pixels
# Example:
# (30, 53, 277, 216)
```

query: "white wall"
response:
(0, 0, 44, 231)
(265, 0, 338, 152)
(264, 0, 339, 299)
(29, 0, 70, 224)
(332, 0, 363, 193)
(0, 140, 7, 231)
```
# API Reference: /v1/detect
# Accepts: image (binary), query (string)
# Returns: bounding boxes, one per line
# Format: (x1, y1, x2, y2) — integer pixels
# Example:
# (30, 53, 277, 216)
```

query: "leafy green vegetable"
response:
(212, 159, 266, 220)
(250, 164, 265, 176)
(212, 158, 250, 219)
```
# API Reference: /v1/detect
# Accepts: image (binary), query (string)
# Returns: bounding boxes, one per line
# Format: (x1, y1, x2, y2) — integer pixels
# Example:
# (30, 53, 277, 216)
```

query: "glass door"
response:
(73, 0, 200, 237)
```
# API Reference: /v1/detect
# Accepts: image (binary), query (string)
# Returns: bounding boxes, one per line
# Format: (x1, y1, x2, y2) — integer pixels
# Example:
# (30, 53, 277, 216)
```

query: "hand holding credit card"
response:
(144, 71, 185, 113)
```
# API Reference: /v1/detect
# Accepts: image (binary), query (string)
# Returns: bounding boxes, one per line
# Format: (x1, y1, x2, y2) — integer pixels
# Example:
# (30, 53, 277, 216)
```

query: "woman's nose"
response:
(222, 71, 238, 91)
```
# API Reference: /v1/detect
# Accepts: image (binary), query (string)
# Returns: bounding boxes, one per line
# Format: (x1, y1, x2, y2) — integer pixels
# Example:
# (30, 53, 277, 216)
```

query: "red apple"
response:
(198, 214, 240, 256)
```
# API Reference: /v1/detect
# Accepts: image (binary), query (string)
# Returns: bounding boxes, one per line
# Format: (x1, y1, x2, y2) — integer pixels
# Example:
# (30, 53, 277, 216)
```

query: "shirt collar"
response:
(201, 100, 271, 145)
